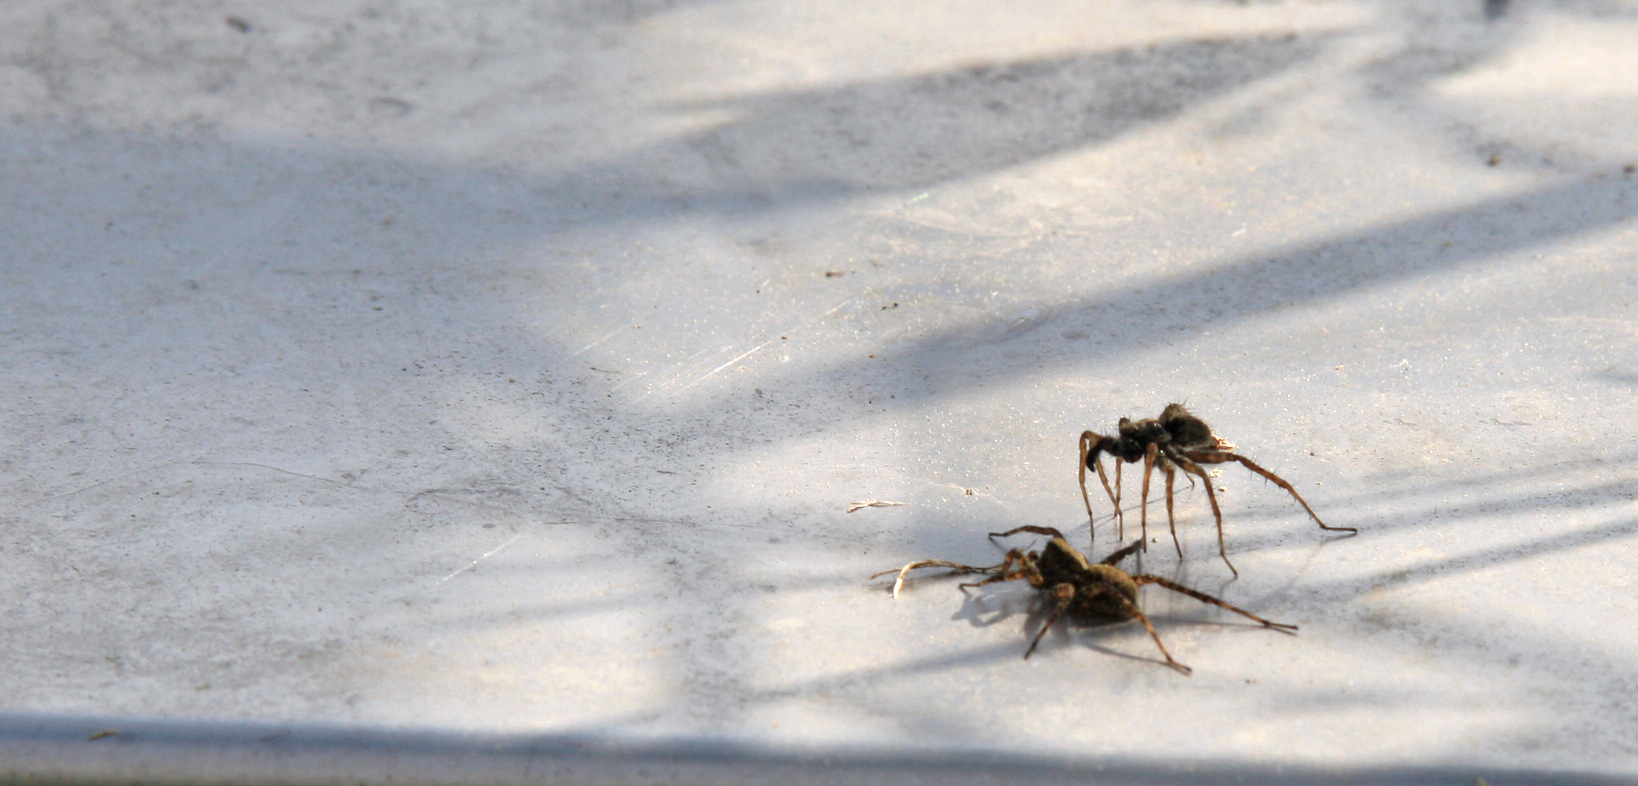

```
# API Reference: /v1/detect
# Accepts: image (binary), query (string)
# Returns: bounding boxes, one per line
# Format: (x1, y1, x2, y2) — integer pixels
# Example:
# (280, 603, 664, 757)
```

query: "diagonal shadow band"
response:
(642, 171, 1638, 455)
(919, 174, 1634, 375)
(2, 710, 1630, 786)
(494, 31, 1335, 228)
(659, 32, 1327, 201)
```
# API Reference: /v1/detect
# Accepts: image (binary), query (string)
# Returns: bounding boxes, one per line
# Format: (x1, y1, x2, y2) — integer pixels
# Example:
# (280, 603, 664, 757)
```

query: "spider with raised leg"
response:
(872, 526, 1297, 674)
(1079, 403, 1357, 576)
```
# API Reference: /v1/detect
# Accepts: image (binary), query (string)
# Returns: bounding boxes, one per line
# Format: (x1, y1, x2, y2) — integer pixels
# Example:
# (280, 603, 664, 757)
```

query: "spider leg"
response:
(959, 549, 1041, 592)
(1138, 442, 1159, 552)
(1099, 539, 1144, 566)
(1079, 432, 1117, 548)
(1173, 454, 1238, 577)
(1111, 458, 1125, 541)
(1078, 432, 1096, 543)
(1023, 584, 1075, 659)
(871, 560, 1001, 599)
(989, 525, 1068, 541)
(1131, 574, 1299, 633)
(1163, 464, 1182, 559)
(1185, 450, 1358, 535)
(1111, 591, 1191, 675)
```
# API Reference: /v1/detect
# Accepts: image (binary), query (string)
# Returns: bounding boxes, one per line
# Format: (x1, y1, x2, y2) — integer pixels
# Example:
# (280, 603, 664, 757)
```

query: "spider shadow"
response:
(1097, 510, 1362, 589)
(942, 579, 1150, 666)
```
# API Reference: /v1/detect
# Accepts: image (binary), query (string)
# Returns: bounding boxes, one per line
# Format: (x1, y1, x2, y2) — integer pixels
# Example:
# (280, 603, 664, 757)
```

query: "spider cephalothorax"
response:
(873, 525, 1297, 674)
(1079, 403, 1356, 575)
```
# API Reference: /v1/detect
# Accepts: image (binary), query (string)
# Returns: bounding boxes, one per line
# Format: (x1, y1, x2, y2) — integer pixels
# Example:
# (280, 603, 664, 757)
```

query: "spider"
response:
(872, 525, 1297, 674)
(1079, 403, 1357, 576)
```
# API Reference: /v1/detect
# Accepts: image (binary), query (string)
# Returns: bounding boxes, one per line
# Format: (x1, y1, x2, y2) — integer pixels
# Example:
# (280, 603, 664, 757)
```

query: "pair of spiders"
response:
(874, 404, 1355, 674)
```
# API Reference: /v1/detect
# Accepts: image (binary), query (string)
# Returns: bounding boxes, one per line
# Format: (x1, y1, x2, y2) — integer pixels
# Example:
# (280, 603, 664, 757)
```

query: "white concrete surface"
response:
(2, 1, 1636, 783)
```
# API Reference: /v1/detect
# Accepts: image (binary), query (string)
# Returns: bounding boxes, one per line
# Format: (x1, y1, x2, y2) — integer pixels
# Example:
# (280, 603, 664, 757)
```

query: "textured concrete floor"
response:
(2, 1, 1636, 783)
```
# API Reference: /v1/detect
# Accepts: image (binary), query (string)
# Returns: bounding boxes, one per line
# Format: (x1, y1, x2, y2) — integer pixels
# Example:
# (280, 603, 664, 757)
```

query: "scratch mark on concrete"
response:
(678, 338, 780, 392)
(572, 323, 631, 356)
(45, 455, 209, 499)
(672, 298, 859, 395)
(439, 532, 523, 584)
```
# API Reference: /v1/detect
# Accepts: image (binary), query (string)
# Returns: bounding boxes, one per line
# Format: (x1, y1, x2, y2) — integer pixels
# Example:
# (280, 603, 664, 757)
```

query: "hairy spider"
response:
(872, 525, 1297, 674)
(1079, 403, 1356, 576)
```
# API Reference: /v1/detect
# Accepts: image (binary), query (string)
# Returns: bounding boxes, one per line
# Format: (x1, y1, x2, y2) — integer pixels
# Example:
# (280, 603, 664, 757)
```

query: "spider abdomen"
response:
(1158, 403, 1214, 448)
(1070, 566, 1140, 621)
